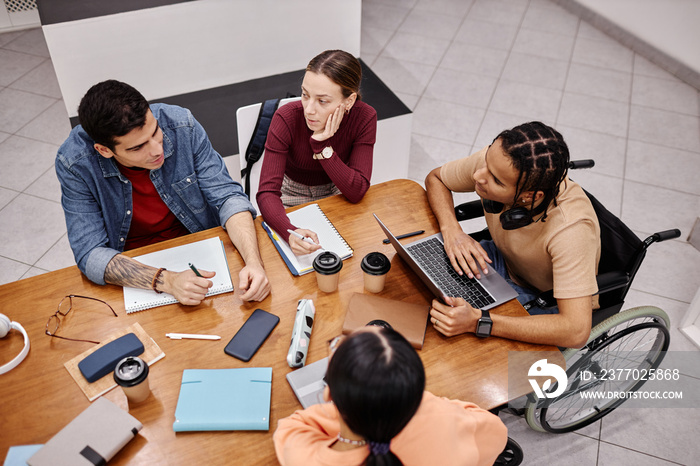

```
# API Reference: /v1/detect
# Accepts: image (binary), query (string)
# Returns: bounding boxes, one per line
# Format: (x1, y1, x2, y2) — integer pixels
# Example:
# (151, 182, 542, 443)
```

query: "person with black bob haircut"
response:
(274, 326, 507, 465)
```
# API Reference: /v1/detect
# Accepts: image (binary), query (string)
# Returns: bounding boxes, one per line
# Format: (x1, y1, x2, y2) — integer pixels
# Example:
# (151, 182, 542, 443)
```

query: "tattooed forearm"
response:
(104, 254, 158, 290)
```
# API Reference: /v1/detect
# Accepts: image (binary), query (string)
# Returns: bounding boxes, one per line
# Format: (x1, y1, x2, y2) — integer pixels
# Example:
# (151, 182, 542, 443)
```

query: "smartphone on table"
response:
(224, 309, 280, 362)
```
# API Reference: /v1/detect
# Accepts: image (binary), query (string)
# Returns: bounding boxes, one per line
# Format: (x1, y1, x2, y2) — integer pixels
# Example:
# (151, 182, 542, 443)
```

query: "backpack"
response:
(240, 98, 280, 197)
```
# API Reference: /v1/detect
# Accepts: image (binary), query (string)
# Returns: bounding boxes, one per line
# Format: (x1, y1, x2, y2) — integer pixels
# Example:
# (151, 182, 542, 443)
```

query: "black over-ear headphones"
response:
(0, 313, 30, 375)
(481, 160, 591, 230)
(482, 198, 544, 231)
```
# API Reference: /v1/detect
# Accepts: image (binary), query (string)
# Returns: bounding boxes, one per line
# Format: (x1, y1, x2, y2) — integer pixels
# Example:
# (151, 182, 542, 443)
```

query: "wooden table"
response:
(0, 179, 561, 465)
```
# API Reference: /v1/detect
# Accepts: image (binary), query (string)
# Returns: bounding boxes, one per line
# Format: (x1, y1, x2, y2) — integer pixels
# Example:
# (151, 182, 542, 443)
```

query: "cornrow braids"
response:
(493, 121, 570, 222)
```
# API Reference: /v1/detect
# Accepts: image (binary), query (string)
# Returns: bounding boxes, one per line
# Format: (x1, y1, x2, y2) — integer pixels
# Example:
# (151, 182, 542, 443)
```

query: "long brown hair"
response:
(306, 50, 363, 100)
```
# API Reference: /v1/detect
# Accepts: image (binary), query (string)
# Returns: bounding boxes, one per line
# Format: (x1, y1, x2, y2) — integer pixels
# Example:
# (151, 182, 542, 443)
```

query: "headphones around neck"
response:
(0, 313, 30, 375)
(482, 198, 545, 231)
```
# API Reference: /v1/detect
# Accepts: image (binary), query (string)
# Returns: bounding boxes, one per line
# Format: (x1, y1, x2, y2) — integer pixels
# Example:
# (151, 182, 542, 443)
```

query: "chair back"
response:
(584, 190, 643, 310)
(237, 97, 301, 211)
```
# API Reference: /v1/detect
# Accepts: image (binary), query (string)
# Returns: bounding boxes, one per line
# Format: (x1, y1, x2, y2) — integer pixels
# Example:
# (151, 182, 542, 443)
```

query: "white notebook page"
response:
(268, 203, 353, 275)
(123, 237, 233, 313)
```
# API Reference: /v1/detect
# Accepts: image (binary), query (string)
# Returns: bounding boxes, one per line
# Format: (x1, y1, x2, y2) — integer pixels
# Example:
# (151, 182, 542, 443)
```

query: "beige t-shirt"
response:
(440, 147, 601, 307)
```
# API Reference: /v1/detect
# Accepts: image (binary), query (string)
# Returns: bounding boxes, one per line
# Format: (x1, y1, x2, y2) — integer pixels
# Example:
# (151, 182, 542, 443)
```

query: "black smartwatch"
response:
(475, 309, 492, 338)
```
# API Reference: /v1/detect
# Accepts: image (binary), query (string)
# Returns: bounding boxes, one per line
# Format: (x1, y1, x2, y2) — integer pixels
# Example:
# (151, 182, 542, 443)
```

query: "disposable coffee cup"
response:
(361, 252, 391, 293)
(313, 251, 343, 293)
(114, 356, 150, 404)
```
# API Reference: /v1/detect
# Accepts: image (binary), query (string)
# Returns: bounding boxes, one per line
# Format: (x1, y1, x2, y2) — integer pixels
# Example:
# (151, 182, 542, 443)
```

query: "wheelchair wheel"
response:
(493, 437, 523, 466)
(524, 306, 670, 433)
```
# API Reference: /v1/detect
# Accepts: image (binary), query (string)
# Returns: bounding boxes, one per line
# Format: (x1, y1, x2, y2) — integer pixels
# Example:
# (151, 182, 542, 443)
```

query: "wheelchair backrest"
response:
(584, 190, 644, 306)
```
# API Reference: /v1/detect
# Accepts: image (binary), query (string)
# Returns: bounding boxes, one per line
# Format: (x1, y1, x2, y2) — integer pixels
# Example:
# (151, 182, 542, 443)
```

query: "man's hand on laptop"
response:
(429, 296, 479, 337)
(442, 227, 491, 279)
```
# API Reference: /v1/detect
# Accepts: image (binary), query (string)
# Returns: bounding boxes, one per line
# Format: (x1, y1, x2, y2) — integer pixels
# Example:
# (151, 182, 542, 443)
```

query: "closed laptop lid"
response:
(342, 293, 429, 349)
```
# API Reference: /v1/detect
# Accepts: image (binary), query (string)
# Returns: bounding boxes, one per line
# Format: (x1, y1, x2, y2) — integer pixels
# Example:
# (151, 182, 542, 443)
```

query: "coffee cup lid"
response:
(313, 251, 343, 275)
(361, 252, 391, 275)
(113, 356, 149, 387)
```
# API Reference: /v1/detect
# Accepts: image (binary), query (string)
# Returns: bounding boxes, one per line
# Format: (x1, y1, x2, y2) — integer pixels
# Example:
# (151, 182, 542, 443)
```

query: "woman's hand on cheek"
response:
(311, 104, 345, 142)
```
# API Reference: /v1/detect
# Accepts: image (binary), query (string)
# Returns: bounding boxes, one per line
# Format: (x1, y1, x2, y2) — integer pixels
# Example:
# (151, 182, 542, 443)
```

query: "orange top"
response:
(273, 391, 508, 466)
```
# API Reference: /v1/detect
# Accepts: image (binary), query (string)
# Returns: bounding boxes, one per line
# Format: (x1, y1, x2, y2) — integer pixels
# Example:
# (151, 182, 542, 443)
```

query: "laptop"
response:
(374, 214, 518, 310)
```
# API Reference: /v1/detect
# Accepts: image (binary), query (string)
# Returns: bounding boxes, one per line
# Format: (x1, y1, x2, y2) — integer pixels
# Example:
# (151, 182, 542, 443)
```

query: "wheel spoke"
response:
(536, 313, 669, 433)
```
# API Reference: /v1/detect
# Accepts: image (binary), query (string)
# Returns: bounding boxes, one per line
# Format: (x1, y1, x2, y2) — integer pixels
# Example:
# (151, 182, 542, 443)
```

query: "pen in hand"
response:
(287, 229, 321, 248)
(188, 263, 203, 277)
(383, 230, 425, 244)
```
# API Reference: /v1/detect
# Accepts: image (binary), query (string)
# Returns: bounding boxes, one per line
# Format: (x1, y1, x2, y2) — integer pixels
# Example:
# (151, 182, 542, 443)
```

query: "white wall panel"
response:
(372, 114, 412, 184)
(43, 0, 361, 117)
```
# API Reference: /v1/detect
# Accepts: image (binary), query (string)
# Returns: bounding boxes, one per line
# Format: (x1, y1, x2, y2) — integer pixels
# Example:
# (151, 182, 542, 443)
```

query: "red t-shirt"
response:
(117, 163, 190, 250)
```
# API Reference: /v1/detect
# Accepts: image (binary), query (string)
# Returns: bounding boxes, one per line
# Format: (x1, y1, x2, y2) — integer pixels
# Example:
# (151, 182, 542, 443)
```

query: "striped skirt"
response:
(280, 175, 341, 208)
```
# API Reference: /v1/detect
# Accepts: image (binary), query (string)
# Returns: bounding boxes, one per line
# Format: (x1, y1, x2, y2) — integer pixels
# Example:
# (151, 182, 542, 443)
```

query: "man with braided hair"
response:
(425, 121, 600, 348)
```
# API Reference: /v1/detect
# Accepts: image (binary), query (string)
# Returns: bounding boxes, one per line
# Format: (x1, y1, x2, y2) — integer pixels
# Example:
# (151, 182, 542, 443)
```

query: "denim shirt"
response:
(56, 103, 256, 285)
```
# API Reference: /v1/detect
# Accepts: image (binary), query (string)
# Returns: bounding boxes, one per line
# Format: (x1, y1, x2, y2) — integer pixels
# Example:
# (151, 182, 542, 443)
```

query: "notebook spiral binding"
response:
(314, 204, 353, 254)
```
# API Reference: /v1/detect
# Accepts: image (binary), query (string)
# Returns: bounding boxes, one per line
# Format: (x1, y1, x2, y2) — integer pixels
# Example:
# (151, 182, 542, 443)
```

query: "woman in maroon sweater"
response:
(257, 50, 377, 255)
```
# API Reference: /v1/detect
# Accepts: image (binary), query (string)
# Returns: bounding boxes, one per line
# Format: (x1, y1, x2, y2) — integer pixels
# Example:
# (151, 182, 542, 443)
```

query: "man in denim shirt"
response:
(56, 80, 270, 303)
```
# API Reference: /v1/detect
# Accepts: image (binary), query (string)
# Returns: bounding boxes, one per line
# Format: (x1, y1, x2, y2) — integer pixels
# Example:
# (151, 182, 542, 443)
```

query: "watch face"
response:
(476, 319, 492, 336)
(322, 147, 333, 158)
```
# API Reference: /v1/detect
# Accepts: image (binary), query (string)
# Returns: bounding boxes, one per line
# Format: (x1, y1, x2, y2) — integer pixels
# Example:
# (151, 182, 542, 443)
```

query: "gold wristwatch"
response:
(313, 146, 334, 160)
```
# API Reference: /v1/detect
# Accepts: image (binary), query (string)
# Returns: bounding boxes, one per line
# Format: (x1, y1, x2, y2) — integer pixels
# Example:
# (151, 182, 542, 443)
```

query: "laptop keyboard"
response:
(407, 237, 495, 308)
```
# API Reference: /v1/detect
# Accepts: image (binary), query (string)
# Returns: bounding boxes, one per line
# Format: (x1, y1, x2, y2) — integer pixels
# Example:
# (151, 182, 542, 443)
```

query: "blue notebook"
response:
(173, 368, 272, 432)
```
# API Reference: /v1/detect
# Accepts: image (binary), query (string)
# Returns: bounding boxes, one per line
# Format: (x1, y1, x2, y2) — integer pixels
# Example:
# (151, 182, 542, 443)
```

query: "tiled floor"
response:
(1, 0, 699, 464)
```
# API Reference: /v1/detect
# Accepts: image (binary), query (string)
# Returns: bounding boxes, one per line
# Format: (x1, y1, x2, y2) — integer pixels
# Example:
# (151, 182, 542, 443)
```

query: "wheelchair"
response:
(452, 161, 680, 464)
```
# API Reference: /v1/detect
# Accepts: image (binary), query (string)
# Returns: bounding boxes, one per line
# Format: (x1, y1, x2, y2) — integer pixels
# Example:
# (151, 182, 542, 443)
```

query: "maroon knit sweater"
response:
(257, 100, 377, 241)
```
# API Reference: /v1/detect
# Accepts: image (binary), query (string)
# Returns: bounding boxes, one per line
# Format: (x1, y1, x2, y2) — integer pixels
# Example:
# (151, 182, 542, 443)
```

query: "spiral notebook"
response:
(123, 237, 234, 313)
(262, 203, 353, 276)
